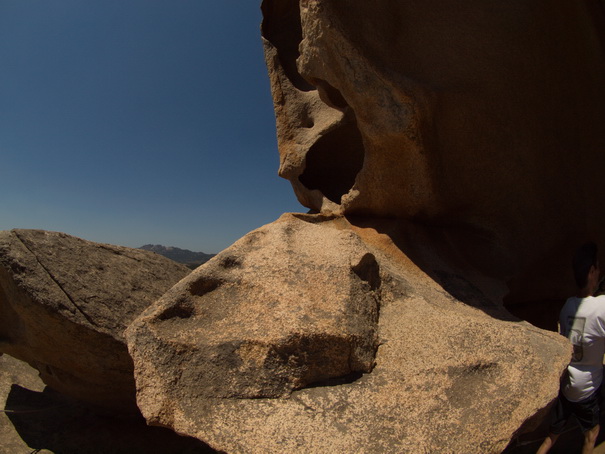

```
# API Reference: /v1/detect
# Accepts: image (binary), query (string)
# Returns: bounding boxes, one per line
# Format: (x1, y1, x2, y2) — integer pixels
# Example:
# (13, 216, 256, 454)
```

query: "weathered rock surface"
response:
(0, 354, 46, 453)
(0, 354, 215, 454)
(126, 214, 570, 453)
(0, 229, 190, 411)
(262, 0, 605, 321)
(127, 213, 380, 403)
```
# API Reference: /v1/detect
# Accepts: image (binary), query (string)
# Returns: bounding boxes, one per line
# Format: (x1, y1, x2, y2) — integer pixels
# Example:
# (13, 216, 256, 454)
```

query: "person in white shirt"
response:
(538, 242, 604, 454)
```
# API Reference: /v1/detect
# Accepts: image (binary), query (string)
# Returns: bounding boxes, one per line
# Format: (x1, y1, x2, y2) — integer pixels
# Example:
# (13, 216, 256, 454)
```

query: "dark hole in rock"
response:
(311, 78, 349, 110)
(352, 253, 381, 291)
(189, 278, 223, 297)
(220, 256, 241, 269)
(298, 114, 365, 204)
(261, 0, 315, 92)
(157, 303, 195, 321)
(304, 370, 364, 389)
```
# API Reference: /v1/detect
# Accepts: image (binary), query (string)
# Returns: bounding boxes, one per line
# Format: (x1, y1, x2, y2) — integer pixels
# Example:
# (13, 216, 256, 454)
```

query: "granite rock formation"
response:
(126, 214, 570, 453)
(0, 229, 190, 411)
(122, 0, 605, 450)
(262, 0, 605, 324)
(4, 0, 602, 451)
(126, 214, 380, 404)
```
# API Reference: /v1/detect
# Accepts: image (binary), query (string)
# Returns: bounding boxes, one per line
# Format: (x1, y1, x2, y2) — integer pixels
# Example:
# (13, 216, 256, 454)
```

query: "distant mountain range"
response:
(139, 244, 215, 270)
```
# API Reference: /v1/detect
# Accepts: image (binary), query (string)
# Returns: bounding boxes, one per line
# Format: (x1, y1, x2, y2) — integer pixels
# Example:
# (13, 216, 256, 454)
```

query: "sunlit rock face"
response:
(126, 214, 571, 453)
(127, 214, 381, 405)
(0, 229, 190, 412)
(262, 0, 605, 323)
(122, 2, 605, 450)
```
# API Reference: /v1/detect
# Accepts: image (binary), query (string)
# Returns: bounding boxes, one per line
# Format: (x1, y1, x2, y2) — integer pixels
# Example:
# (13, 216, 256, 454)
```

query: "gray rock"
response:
(0, 354, 45, 454)
(0, 355, 215, 454)
(0, 229, 190, 411)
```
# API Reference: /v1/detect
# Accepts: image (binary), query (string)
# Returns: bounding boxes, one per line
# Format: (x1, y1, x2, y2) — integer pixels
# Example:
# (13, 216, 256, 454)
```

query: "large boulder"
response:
(0, 229, 190, 411)
(126, 214, 570, 453)
(261, 0, 605, 322)
(126, 213, 380, 404)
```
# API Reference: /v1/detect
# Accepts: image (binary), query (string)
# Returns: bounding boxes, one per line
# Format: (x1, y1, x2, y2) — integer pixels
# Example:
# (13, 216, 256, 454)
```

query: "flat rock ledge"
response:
(126, 214, 571, 453)
(0, 229, 190, 411)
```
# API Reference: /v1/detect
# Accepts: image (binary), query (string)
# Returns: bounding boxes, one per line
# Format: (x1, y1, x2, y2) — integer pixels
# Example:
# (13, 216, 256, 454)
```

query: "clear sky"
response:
(0, 0, 303, 254)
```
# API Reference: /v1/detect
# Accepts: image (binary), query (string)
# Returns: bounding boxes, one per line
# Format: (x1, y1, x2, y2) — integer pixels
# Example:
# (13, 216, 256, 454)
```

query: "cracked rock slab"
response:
(0, 229, 190, 411)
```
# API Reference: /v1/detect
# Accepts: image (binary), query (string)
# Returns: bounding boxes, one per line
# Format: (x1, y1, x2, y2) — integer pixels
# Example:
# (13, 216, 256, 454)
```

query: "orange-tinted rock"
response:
(262, 0, 605, 317)
(126, 214, 570, 453)
(125, 1, 604, 450)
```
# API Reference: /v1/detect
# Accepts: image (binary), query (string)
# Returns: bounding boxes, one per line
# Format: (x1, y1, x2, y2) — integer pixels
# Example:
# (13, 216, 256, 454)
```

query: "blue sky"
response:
(0, 0, 303, 253)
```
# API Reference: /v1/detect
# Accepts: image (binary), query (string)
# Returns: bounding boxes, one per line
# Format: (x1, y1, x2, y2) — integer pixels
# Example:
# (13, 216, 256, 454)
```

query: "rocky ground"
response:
(0, 354, 215, 454)
(4, 351, 605, 454)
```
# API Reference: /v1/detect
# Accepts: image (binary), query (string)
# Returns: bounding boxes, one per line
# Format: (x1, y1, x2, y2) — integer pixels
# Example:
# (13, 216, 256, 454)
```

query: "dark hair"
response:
(573, 242, 598, 289)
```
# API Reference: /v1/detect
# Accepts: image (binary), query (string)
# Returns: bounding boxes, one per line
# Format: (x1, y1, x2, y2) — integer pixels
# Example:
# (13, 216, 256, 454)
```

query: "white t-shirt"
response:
(559, 295, 605, 402)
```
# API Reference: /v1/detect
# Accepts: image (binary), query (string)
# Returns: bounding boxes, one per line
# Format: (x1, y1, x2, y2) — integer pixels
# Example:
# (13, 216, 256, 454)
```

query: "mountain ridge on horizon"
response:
(139, 244, 215, 270)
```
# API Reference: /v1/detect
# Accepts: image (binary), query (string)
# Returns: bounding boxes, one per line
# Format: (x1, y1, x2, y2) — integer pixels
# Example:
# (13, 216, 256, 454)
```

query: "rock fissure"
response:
(12, 231, 97, 327)
(261, 0, 314, 92)
(5, 0, 603, 451)
(297, 113, 365, 204)
(0, 229, 190, 411)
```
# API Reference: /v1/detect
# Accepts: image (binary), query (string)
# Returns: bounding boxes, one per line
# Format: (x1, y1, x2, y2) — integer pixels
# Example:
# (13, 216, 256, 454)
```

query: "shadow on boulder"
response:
(5, 384, 216, 454)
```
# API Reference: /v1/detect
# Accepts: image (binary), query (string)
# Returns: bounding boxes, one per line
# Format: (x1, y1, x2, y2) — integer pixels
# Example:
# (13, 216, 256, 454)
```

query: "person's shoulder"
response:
(589, 296, 605, 331)
(588, 295, 605, 305)
(561, 296, 579, 311)
(586, 295, 605, 316)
